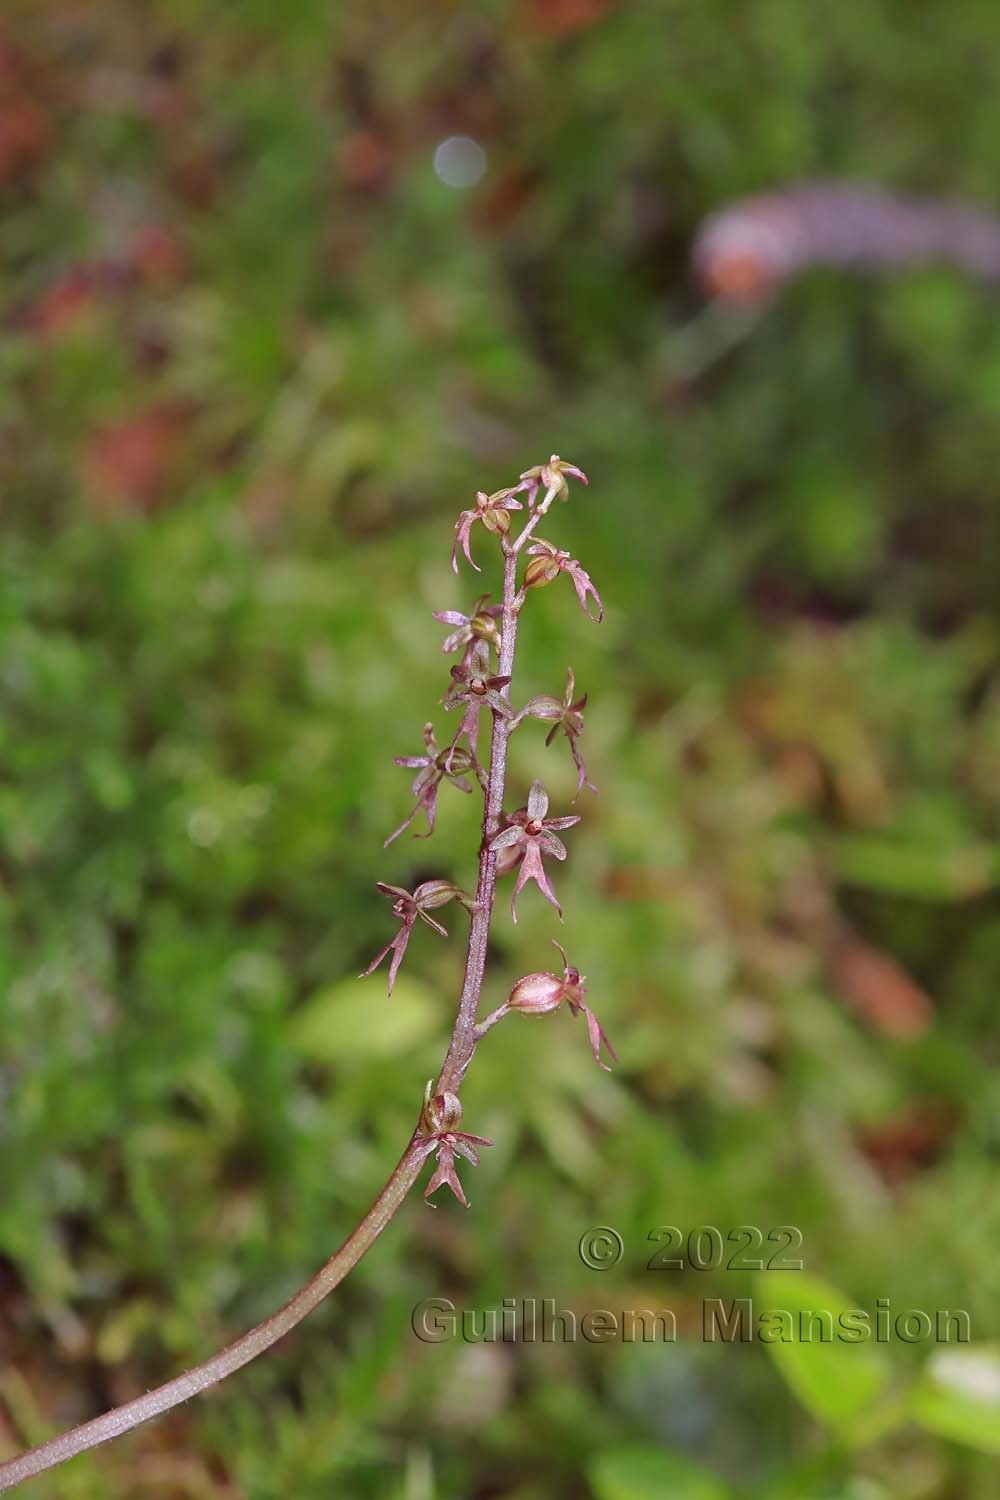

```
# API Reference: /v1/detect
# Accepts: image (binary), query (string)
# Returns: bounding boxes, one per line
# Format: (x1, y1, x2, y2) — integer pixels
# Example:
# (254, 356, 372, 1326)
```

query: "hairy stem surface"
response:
(436, 544, 520, 1087)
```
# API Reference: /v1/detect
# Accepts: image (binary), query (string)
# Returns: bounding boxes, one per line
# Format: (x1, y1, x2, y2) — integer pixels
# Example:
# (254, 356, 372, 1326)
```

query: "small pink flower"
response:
(444, 659, 514, 721)
(488, 779, 581, 921)
(442, 642, 514, 770)
(385, 723, 479, 847)
(515, 666, 596, 800)
(416, 1090, 493, 1208)
(506, 941, 617, 1070)
(516, 454, 589, 509)
(432, 594, 503, 659)
(360, 879, 473, 996)
(522, 538, 604, 623)
(452, 488, 524, 574)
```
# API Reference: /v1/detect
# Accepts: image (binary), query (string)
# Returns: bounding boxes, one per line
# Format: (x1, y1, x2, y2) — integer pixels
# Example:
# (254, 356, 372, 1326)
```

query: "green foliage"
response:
(754, 1273, 894, 1437)
(910, 1348, 1000, 1456)
(590, 1446, 732, 1500)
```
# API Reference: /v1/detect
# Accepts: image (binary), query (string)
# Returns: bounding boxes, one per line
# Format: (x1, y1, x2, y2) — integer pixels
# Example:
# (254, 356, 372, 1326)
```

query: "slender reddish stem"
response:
(435, 544, 521, 1089)
(0, 1135, 427, 1491)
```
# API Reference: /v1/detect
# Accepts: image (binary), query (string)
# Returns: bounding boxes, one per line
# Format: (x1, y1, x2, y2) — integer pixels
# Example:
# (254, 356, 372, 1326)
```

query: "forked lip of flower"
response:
(419, 1129, 494, 1208)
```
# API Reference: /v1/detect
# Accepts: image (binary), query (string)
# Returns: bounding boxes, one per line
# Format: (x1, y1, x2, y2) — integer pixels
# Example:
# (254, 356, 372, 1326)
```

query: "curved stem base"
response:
(0, 1136, 426, 1492)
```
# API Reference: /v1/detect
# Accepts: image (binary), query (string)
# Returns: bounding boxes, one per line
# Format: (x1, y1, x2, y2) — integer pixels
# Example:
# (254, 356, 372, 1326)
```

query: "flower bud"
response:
(523, 554, 560, 590)
(435, 744, 474, 777)
(470, 605, 502, 650)
(414, 879, 460, 910)
(482, 506, 511, 536)
(519, 692, 564, 723)
(422, 1090, 463, 1134)
(507, 971, 565, 1016)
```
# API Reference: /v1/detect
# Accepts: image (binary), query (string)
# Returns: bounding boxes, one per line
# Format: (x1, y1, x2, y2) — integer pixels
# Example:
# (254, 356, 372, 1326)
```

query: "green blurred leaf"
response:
(762, 1481, 891, 1500)
(291, 975, 442, 1062)
(828, 834, 1000, 901)
(754, 1273, 894, 1434)
(589, 1445, 732, 1500)
(910, 1347, 1000, 1454)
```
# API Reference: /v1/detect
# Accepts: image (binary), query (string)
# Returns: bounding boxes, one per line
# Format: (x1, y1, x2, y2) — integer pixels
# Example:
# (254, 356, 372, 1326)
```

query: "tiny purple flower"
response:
(432, 595, 503, 660)
(515, 666, 597, 799)
(488, 779, 581, 921)
(516, 454, 589, 509)
(416, 1090, 493, 1207)
(442, 641, 514, 769)
(385, 722, 479, 847)
(360, 879, 474, 996)
(452, 488, 524, 574)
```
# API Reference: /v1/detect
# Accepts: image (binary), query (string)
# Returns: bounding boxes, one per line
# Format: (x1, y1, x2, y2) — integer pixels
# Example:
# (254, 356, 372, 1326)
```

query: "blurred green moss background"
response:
(1, 2, 999, 1497)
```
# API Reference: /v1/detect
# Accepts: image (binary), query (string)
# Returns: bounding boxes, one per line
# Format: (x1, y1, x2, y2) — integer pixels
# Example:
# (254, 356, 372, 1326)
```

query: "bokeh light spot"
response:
(433, 135, 486, 189)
